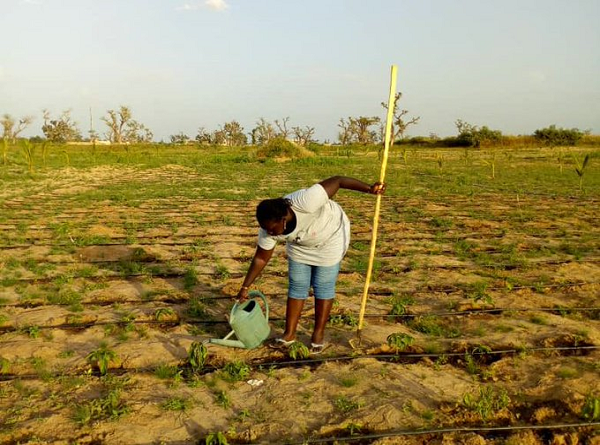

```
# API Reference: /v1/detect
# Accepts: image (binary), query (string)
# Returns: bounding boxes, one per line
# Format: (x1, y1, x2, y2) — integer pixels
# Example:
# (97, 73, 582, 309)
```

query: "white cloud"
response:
(205, 0, 229, 11)
(20, 0, 42, 5)
(176, 0, 229, 11)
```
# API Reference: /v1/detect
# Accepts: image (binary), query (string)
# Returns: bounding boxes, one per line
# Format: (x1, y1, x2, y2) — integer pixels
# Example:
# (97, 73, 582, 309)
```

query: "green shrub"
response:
(533, 125, 584, 146)
(455, 120, 503, 148)
(255, 137, 310, 159)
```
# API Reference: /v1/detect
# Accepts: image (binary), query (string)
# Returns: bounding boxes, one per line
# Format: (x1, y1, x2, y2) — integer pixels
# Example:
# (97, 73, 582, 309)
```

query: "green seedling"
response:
(222, 360, 251, 382)
(161, 397, 192, 411)
(462, 386, 510, 421)
(86, 342, 118, 375)
(188, 342, 208, 373)
(386, 333, 415, 351)
(288, 342, 310, 360)
(582, 393, 600, 421)
(154, 307, 176, 321)
(73, 389, 129, 425)
(333, 396, 364, 413)
(572, 153, 590, 191)
(205, 431, 229, 445)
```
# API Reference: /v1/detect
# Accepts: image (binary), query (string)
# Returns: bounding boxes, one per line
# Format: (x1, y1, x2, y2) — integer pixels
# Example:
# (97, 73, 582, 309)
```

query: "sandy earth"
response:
(0, 165, 599, 444)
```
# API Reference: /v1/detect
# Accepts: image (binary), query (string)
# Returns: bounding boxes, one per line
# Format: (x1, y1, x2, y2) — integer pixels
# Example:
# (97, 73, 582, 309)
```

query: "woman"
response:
(237, 176, 385, 353)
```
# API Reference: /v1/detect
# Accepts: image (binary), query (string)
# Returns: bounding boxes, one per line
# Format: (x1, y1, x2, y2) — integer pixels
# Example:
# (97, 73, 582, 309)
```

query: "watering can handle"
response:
(231, 290, 269, 321)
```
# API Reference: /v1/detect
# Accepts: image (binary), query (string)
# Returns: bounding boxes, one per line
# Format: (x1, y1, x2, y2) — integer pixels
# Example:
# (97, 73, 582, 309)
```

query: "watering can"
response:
(209, 291, 270, 349)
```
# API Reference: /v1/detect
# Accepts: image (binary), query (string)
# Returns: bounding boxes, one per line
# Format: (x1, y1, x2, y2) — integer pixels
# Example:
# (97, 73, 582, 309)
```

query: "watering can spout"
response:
(209, 338, 246, 348)
(209, 291, 270, 349)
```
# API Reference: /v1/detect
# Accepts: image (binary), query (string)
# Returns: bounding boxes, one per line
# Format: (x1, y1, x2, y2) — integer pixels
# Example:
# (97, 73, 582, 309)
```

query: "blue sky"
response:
(2, 0, 599, 142)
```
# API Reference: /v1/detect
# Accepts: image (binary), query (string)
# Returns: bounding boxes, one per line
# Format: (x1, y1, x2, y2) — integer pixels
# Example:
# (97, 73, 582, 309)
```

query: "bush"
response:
(255, 137, 313, 160)
(455, 120, 503, 148)
(533, 125, 584, 146)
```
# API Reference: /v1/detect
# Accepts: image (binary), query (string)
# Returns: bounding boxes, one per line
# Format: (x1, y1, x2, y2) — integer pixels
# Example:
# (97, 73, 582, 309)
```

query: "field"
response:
(0, 143, 599, 444)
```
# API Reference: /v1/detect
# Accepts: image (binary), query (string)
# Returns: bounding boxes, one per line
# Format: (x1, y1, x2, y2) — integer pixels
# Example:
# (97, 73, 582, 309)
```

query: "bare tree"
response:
(101, 106, 152, 143)
(274, 117, 291, 140)
(251, 118, 277, 145)
(381, 92, 420, 142)
(337, 118, 355, 145)
(195, 127, 212, 145)
(1, 114, 34, 143)
(292, 126, 315, 147)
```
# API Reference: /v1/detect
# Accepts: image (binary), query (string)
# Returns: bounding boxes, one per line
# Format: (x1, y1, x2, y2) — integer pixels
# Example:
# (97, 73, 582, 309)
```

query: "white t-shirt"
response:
(257, 184, 350, 266)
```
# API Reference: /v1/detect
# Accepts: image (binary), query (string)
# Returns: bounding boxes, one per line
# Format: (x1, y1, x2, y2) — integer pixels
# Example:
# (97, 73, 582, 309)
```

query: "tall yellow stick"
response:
(357, 65, 397, 337)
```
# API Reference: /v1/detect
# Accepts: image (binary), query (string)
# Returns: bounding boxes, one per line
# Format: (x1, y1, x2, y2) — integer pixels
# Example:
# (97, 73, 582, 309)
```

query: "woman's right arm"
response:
(237, 246, 274, 300)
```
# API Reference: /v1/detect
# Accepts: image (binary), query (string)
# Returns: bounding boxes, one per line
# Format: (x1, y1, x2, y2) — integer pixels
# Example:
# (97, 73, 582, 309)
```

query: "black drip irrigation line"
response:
(290, 422, 600, 444)
(1, 345, 598, 383)
(254, 346, 600, 369)
(2, 306, 600, 334)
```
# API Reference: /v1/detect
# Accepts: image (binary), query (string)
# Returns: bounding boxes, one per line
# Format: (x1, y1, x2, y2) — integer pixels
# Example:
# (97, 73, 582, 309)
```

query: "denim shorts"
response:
(288, 258, 341, 300)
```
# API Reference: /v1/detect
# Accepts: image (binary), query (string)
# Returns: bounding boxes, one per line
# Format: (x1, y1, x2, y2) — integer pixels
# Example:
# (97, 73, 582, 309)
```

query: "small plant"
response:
(214, 390, 231, 409)
(188, 342, 208, 373)
(462, 386, 510, 421)
(333, 396, 364, 413)
(154, 307, 176, 321)
(389, 295, 414, 316)
(214, 263, 231, 281)
(0, 356, 10, 374)
(386, 333, 415, 351)
(205, 431, 229, 445)
(581, 393, 600, 421)
(21, 140, 35, 174)
(221, 360, 251, 382)
(328, 313, 359, 327)
(86, 342, 118, 375)
(154, 363, 180, 380)
(288, 342, 310, 360)
(73, 389, 130, 425)
(186, 298, 208, 318)
(183, 267, 199, 290)
(345, 422, 363, 435)
(572, 153, 590, 191)
(161, 396, 192, 411)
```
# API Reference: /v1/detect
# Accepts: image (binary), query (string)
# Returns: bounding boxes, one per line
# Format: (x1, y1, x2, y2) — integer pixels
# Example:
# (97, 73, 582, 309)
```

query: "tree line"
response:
(1, 94, 591, 148)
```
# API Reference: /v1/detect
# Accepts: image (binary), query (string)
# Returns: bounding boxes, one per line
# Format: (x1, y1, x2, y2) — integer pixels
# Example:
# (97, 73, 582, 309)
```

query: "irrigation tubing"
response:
(1, 344, 599, 383)
(289, 422, 600, 444)
(2, 306, 599, 334)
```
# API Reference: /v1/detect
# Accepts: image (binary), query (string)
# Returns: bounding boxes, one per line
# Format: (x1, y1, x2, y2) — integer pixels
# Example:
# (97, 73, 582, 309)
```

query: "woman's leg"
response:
(284, 259, 310, 341)
(311, 262, 341, 345)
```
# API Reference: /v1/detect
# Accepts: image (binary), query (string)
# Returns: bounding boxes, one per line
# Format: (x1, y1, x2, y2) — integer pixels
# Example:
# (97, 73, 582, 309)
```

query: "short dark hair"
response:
(256, 198, 291, 224)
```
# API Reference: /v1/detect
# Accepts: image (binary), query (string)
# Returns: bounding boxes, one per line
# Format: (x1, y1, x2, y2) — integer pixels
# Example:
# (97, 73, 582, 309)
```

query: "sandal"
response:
(268, 338, 295, 350)
(310, 343, 326, 355)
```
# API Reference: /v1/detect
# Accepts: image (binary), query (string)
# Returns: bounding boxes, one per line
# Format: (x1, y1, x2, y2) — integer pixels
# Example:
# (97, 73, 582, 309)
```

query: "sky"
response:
(2, 0, 599, 142)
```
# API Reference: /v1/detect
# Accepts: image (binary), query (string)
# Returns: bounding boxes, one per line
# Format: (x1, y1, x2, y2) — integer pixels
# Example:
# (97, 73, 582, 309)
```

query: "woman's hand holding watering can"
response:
(236, 285, 250, 302)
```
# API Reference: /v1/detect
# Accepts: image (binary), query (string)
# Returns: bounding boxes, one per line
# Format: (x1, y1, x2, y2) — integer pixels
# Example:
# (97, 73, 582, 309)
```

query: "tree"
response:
(381, 92, 420, 142)
(195, 127, 212, 145)
(274, 117, 291, 140)
(221, 121, 247, 146)
(337, 118, 356, 145)
(101, 106, 152, 143)
(42, 109, 82, 143)
(455, 119, 502, 148)
(292, 126, 315, 147)
(1, 114, 33, 143)
(170, 132, 190, 145)
(251, 118, 277, 145)
(352, 116, 380, 145)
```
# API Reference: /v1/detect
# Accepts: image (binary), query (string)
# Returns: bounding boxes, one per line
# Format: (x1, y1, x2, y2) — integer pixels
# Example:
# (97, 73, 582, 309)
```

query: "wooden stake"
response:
(356, 65, 397, 341)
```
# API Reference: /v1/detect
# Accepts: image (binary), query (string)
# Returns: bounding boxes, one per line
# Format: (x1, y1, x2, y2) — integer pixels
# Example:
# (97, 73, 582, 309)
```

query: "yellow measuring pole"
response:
(357, 65, 398, 337)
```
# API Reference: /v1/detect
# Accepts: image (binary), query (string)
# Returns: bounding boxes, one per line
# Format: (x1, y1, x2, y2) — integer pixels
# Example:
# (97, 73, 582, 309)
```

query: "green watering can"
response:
(209, 291, 270, 349)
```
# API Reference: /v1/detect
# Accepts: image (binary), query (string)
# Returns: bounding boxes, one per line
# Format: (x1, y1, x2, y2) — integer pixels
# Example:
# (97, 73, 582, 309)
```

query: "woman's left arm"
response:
(319, 176, 386, 198)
